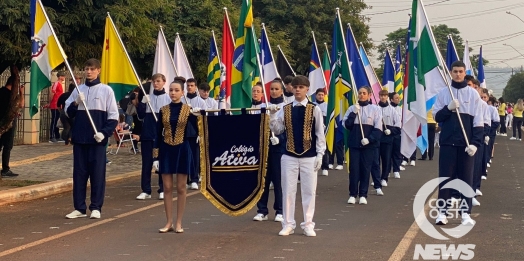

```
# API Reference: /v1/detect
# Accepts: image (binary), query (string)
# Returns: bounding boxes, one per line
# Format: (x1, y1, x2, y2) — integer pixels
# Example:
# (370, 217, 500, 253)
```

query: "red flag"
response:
(221, 10, 235, 101)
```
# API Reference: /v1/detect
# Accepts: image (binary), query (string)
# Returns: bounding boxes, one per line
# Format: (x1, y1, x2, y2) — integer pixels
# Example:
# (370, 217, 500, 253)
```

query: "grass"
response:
(0, 179, 46, 187)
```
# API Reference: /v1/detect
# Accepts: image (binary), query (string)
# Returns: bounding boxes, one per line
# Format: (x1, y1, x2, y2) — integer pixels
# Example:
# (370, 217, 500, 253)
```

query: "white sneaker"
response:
(274, 214, 284, 222)
(461, 213, 476, 226)
(399, 166, 405, 171)
(502, 133, 507, 136)
(190, 182, 198, 190)
(481, 176, 487, 180)
(90, 210, 101, 219)
(278, 227, 294, 236)
(347, 196, 356, 204)
(489, 159, 492, 164)
(321, 170, 328, 176)
(303, 227, 316, 237)
(159, 192, 164, 200)
(65, 210, 87, 219)
(136, 192, 151, 200)
(269, 182, 274, 190)
(370, 181, 374, 186)
(394, 172, 400, 179)
(519, 138, 522, 141)
(487, 163, 491, 168)
(410, 160, 416, 166)
(472, 198, 480, 206)
(450, 197, 459, 207)
(359, 197, 367, 205)
(510, 137, 517, 140)
(328, 164, 334, 169)
(381, 179, 388, 187)
(476, 189, 483, 197)
(401, 160, 408, 166)
(253, 213, 268, 221)
(335, 165, 344, 170)
(435, 213, 448, 225)
(376, 188, 384, 196)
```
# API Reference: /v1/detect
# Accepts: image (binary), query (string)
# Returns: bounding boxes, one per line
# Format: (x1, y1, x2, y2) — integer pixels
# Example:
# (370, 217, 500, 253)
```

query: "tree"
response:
(502, 71, 524, 103)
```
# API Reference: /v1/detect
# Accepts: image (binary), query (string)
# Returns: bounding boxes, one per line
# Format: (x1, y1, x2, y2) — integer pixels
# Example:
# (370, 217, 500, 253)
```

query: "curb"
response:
(0, 170, 141, 207)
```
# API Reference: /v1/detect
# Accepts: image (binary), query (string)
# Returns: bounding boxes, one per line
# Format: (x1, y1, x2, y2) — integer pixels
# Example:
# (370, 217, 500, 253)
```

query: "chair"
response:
(109, 128, 137, 155)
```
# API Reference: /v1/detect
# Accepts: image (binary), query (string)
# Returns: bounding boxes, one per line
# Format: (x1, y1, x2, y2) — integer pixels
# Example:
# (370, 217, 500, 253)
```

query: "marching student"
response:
(485, 96, 500, 176)
(250, 82, 266, 114)
(433, 61, 483, 226)
(510, 99, 523, 141)
(282, 75, 295, 103)
(253, 79, 286, 223)
(136, 73, 171, 200)
(154, 79, 200, 233)
(389, 92, 404, 173)
(198, 82, 218, 111)
(498, 97, 507, 136)
(65, 58, 119, 219)
(268, 75, 325, 237)
(343, 86, 382, 205)
(313, 89, 330, 176)
(419, 109, 437, 161)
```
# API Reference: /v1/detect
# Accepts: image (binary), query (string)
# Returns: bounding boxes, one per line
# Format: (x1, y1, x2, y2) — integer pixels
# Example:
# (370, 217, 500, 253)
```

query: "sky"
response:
(362, 0, 524, 96)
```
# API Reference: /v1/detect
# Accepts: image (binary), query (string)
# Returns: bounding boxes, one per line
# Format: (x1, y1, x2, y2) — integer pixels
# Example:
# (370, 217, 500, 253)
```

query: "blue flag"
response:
(446, 37, 459, 71)
(382, 49, 395, 93)
(478, 46, 486, 88)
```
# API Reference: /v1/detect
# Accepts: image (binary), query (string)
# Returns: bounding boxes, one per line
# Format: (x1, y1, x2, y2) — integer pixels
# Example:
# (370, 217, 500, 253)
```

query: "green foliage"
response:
(502, 71, 524, 103)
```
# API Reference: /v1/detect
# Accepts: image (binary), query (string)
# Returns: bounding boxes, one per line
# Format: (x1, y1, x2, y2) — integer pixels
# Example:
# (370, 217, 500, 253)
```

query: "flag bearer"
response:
(377, 90, 401, 193)
(389, 92, 404, 175)
(313, 89, 329, 176)
(250, 82, 266, 113)
(198, 82, 218, 111)
(282, 75, 295, 103)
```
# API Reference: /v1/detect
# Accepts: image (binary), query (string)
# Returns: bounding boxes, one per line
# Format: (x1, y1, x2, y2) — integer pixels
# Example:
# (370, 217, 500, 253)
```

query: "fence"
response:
(0, 70, 28, 145)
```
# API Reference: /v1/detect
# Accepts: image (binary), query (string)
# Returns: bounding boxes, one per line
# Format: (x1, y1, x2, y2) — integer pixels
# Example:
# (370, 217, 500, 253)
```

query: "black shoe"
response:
(1, 170, 19, 177)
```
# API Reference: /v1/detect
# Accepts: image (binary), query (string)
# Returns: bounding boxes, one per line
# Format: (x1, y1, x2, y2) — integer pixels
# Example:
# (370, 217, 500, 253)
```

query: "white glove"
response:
(384, 129, 391, 136)
(484, 136, 490, 145)
(75, 92, 85, 104)
(314, 155, 322, 172)
(153, 160, 159, 171)
(354, 104, 361, 114)
(267, 104, 279, 114)
(447, 99, 460, 111)
(141, 94, 150, 104)
(465, 145, 477, 157)
(93, 132, 105, 143)
(270, 136, 279, 145)
(191, 107, 202, 116)
(361, 138, 369, 146)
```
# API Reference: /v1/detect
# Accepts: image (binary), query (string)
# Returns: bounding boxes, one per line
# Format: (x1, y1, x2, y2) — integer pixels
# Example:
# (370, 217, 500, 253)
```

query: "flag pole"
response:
(37, 0, 97, 134)
(223, 8, 235, 45)
(175, 33, 195, 77)
(261, 24, 280, 79)
(448, 34, 460, 60)
(324, 42, 331, 64)
(107, 13, 157, 121)
(211, 30, 222, 100)
(159, 26, 188, 104)
(276, 45, 296, 76)
(311, 31, 328, 91)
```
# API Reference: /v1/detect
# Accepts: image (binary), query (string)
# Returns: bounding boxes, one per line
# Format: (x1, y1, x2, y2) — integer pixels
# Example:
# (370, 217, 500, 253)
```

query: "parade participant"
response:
(282, 75, 295, 103)
(420, 109, 437, 161)
(498, 97, 507, 136)
(198, 82, 218, 111)
(49, 71, 66, 143)
(485, 96, 500, 180)
(65, 58, 119, 219)
(250, 82, 266, 113)
(313, 89, 329, 176)
(136, 73, 171, 200)
(253, 79, 286, 223)
(182, 78, 206, 190)
(57, 82, 76, 145)
(510, 99, 523, 141)
(388, 92, 404, 174)
(432, 61, 483, 226)
(268, 75, 325, 237)
(0, 75, 24, 178)
(377, 90, 401, 192)
(343, 86, 382, 205)
(154, 79, 200, 233)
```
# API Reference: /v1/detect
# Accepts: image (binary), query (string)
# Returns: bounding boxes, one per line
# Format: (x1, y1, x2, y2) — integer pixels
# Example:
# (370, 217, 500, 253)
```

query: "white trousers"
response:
(280, 154, 317, 230)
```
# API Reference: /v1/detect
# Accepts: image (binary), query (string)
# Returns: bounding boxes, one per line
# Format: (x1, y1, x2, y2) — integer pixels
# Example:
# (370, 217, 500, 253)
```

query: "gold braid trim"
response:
(161, 104, 190, 146)
(153, 148, 159, 158)
(284, 103, 314, 156)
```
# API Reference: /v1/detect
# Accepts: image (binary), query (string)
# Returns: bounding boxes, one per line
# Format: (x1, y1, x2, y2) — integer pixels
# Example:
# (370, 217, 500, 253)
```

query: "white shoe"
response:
(489, 159, 492, 164)
(253, 213, 268, 221)
(190, 182, 198, 190)
(435, 214, 448, 225)
(381, 179, 388, 187)
(274, 214, 284, 222)
(335, 165, 344, 170)
(394, 172, 400, 179)
(476, 189, 483, 197)
(347, 196, 356, 204)
(321, 170, 328, 176)
(269, 182, 274, 190)
(359, 197, 367, 205)
(370, 181, 374, 186)
(90, 210, 101, 219)
(481, 176, 487, 180)
(303, 227, 317, 237)
(136, 192, 151, 200)
(502, 133, 507, 137)
(487, 163, 491, 168)
(328, 164, 334, 169)
(65, 210, 87, 219)
(401, 160, 408, 166)
(461, 213, 476, 226)
(410, 160, 416, 166)
(519, 138, 522, 141)
(159, 192, 164, 200)
(278, 227, 294, 236)
(472, 198, 480, 206)
(399, 166, 405, 171)
(510, 137, 517, 140)
(376, 188, 384, 196)
(450, 197, 459, 207)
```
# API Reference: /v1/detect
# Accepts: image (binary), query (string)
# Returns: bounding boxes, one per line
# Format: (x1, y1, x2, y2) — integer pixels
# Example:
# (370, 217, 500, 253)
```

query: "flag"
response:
(394, 44, 404, 105)
(30, 0, 66, 117)
(359, 45, 382, 103)
(308, 41, 326, 98)
(401, 0, 448, 157)
(478, 46, 486, 88)
(445, 36, 459, 71)
(322, 50, 331, 93)
(173, 34, 194, 80)
(276, 48, 295, 78)
(401, 18, 412, 106)
(382, 49, 395, 93)
(221, 10, 235, 103)
(207, 33, 222, 98)
(346, 25, 370, 96)
(152, 29, 177, 93)
(463, 41, 475, 76)
(231, 0, 256, 109)
(260, 26, 279, 96)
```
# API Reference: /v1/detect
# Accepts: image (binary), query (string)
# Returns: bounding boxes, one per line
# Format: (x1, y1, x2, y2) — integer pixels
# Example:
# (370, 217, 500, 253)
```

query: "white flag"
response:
(152, 30, 177, 93)
(173, 33, 194, 80)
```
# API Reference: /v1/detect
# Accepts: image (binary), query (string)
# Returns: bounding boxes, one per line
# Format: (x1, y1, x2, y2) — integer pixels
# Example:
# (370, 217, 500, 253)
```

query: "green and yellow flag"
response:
(207, 33, 221, 99)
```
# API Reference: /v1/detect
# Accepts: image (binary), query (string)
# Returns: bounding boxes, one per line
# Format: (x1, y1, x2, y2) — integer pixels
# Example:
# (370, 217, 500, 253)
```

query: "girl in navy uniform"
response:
(377, 90, 401, 193)
(388, 92, 404, 174)
(154, 80, 200, 233)
(343, 86, 383, 205)
(472, 87, 491, 207)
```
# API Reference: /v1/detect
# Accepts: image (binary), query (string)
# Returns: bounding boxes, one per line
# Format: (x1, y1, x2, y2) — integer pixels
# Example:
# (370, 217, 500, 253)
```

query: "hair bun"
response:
(174, 76, 186, 84)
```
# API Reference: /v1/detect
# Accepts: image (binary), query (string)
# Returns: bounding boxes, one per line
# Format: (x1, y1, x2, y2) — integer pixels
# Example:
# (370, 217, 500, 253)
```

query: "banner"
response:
(198, 110, 270, 216)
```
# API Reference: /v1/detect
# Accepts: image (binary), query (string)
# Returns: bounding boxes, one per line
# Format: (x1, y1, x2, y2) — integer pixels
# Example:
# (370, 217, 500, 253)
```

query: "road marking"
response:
(0, 190, 200, 258)
(2, 150, 72, 168)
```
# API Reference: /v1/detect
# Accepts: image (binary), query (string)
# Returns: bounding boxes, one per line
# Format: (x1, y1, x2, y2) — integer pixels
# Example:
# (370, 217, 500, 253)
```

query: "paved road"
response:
(0, 138, 522, 261)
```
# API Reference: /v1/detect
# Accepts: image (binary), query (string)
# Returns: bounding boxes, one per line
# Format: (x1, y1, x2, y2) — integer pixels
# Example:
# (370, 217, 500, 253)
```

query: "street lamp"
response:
(506, 11, 524, 25)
